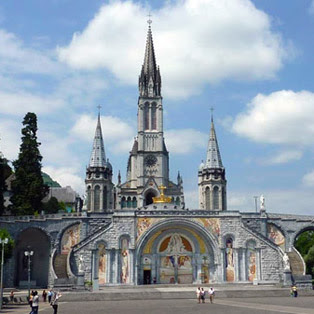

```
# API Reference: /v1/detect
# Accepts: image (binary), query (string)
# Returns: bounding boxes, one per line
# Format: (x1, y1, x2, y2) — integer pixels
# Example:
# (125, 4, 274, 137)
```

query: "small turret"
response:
(198, 112, 227, 211)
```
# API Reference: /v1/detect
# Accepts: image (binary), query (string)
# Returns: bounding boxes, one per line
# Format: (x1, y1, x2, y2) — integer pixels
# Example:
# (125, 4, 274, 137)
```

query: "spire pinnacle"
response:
(205, 112, 223, 169)
(139, 19, 161, 97)
(89, 112, 106, 168)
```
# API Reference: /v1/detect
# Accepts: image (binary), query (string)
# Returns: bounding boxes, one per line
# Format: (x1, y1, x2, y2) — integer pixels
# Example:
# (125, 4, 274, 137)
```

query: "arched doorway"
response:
(15, 228, 51, 287)
(145, 190, 157, 206)
(137, 221, 217, 285)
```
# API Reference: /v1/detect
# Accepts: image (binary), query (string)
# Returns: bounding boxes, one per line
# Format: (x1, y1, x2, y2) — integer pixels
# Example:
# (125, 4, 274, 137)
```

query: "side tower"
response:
(85, 113, 114, 212)
(198, 114, 227, 211)
(117, 23, 184, 208)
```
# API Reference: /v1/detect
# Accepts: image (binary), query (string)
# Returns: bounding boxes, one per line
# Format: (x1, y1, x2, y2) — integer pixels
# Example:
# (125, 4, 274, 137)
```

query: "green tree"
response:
(304, 246, 314, 277)
(295, 231, 314, 257)
(0, 228, 14, 262)
(10, 113, 48, 215)
(43, 196, 61, 214)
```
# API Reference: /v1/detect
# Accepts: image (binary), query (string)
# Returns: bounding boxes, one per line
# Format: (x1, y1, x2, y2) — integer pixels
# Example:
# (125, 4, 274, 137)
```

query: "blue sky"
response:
(0, 0, 314, 215)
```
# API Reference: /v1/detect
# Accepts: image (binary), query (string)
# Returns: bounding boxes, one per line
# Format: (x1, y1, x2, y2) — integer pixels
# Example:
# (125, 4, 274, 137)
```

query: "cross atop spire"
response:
(147, 12, 152, 25)
(210, 106, 214, 122)
(97, 104, 102, 114)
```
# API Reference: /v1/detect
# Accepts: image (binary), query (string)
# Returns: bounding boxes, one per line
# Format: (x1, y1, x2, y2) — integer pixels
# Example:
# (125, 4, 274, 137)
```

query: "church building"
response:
(0, 24, 313, 289)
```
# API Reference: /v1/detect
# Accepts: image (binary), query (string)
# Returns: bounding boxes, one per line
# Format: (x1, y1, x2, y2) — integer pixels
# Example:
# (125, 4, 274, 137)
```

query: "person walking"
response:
(200, 288, 205, 303)
(208, 287, 215, 303)
(32, 291, 39, 314)
(51, 290, 62, 314)
(42, 290, 47, 302)
(196, 287, 201, 303)
(29, 291, 34, 314)
(10, 290, 14, 303)
(292, 284, 298, 297)
(48, 289, 53, 303)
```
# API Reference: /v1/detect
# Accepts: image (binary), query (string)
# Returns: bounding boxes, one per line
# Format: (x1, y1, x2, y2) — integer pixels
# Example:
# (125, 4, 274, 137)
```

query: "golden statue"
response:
(153, 185, 172, 204)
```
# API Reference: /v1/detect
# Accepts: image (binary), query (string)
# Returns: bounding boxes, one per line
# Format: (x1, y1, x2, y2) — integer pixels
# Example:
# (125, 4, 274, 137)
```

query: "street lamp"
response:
(24, 249, 34, 299)
(0, 238, 8, 309)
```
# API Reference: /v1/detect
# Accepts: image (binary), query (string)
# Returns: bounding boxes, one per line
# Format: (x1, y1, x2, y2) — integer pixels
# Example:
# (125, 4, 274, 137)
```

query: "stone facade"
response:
(1, 25, 313, 289)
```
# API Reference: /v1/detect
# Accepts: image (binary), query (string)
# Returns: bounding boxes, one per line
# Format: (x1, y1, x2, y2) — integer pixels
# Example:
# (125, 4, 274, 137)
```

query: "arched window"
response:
(151, 103, 157, 130)
(213, 186, 219, 210)
(94, 185, 101, 211)
(87, 186, 92, 210)
(144, 103, 149, 130)
(205, 187, 210, 210)
(121, 197, 126, 209)
(221, 187, 225, 210)
(103, 186, 107, 210)
(225, 238, 234, 282)
(132, 197, 137, 208)
(145, 191, 155, 205)
(127, 197, 132, 208)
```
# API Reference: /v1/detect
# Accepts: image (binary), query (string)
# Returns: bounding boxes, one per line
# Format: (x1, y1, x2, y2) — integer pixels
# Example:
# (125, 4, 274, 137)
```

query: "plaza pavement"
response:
(3, 297, 314, 314)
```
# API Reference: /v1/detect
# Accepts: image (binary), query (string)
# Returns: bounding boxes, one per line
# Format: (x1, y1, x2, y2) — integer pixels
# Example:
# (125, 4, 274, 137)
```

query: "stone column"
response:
(92, 249, 99, 291)
(106, 249, 111, 283)
(152, 254, 157, 284)
(241, 248, 247, 281)
(234, 249, 239, 282)
(220, 249, 225, 282)
(129, 249, 134, 284)
(195, 254, 202, 284)
(114, 249, 120, 284)
(256, 249, 262, 281)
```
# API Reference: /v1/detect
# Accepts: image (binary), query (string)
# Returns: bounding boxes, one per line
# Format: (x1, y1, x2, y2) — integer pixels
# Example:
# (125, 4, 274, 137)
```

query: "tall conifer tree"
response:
(10, 113, 48, 215)
(0, 150, 7, 215)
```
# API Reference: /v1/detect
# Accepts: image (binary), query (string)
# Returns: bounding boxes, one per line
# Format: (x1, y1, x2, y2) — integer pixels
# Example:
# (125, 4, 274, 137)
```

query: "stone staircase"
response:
(287, 247, 305, 276)
(53, 254, 68, 278)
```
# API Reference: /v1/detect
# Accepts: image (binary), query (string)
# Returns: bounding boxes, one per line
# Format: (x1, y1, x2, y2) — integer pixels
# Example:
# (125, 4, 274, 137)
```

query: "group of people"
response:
(29, 289, 62, 314)
(196, 287, 215, 304)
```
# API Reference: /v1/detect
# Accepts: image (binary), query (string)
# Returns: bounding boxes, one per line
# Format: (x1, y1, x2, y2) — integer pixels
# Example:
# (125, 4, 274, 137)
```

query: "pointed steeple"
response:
(139, 23, 161, 97)
(89, 113, 106, 167)
(205, 115, 223, 169)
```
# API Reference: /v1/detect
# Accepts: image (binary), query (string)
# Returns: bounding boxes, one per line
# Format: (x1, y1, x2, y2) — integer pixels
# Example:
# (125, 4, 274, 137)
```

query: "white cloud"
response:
(0, 118, 20, 160)
(165, 129, 207, 154)
(184, 189, 199, 209)
(0, 29, 60, 75)
(228, 189, 314, 215)
(232, 90, 314, 145)
(71, 114, 134, 142)
(58, 0, 288, 98)
(302, 170, 314, 187)
(43, 166, 85, 195)
(262, 150, 302, 165)
(0, 91, 65, 116)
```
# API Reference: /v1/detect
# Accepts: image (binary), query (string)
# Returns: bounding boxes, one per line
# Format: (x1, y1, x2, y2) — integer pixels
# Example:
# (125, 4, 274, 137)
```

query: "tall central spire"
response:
(139, 24, 161, 97)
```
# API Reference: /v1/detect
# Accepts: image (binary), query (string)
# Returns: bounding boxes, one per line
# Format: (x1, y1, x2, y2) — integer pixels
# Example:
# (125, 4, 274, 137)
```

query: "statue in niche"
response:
(78, 254, 85, 273)
(283, 253, 291, 271)
(166, 234, 186, 254)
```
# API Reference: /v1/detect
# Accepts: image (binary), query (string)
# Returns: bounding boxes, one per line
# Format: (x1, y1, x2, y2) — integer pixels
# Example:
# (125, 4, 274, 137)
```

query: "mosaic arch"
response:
(267, 223, 285, 250)
(136, 221, 218, 285)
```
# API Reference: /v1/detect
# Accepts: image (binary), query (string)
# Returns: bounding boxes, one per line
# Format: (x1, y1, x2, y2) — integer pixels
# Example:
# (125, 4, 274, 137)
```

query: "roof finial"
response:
(97, 104, 102, 115)
(147, 12, 152, 26)
(210, 106, 214, 122)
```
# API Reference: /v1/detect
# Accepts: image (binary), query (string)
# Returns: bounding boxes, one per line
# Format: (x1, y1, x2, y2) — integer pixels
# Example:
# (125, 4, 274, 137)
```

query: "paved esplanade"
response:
(3, 297, 314, 314)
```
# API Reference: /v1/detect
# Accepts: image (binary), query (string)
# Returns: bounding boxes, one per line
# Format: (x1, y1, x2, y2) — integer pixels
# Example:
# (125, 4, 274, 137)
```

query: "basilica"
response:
(1, 25, 313, 289)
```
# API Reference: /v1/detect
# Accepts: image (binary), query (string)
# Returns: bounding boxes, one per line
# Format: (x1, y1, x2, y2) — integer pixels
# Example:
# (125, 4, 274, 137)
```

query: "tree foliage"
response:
(295, 231, 314, 257)
(10, 113, 48, 215)
(295, 230, 314, 276)
(43, 196, 62, 214)
(0, 228, 14, 262)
